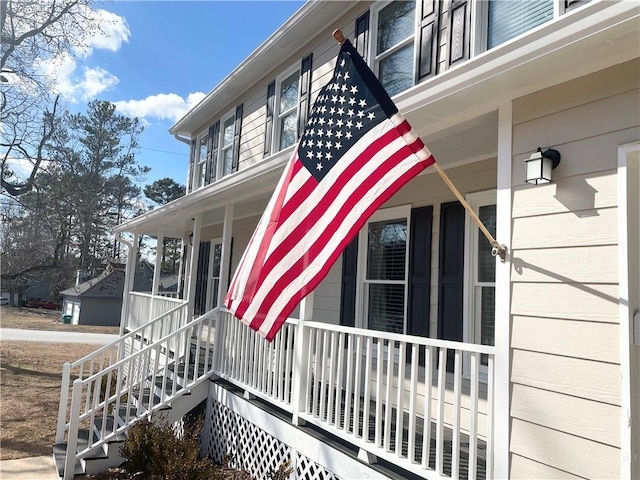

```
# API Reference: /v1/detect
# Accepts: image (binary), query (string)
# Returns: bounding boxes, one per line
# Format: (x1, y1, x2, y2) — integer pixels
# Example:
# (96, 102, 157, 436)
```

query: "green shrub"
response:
(120, 417, 221, 480)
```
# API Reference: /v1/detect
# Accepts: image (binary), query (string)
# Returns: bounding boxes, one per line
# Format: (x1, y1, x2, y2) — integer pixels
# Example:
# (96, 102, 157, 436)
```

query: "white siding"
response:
(509, 61, 639, 477)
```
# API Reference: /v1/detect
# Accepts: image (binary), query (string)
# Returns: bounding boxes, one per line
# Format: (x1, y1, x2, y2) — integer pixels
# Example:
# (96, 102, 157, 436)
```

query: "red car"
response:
(26, 299, 59, 310)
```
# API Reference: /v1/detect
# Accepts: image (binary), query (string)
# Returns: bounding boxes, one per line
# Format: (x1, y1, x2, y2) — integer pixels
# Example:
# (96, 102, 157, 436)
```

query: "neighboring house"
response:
(60, 262, 153, 326)
(55, 2, 639, 479)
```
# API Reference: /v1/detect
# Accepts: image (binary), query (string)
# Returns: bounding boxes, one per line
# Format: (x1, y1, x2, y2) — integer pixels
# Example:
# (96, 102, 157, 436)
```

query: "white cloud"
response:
(74, 7, 131, 57)
(38, 52, 119, 102)
(114, 92, 207, 122)
(29, 7, 128, 102)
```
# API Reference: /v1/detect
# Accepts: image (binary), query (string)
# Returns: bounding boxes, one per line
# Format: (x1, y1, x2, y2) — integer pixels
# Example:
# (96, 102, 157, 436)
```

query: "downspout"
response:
(174, 132, 192, 194)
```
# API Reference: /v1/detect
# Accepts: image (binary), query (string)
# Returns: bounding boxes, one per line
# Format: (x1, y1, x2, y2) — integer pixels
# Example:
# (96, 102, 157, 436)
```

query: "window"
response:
(207, 239, 223, 310)
(195, 134, 208, 189)
(474, 0, 554, 52)
(275, 68, 300, 151)
(371, 0, 417, 97)
(464, 191, 496, 367)
(358, 206, 410, 334)
(218, 112, 235, 179)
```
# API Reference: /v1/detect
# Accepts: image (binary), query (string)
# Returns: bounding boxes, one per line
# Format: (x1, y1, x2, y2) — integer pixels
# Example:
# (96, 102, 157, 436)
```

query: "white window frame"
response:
(194, 130, 209, 189)
(463, 189, 497, 378)
(356, 204, 412, 333)
(273, 64, 300, 153)
(470, 0, 558, 56)
(217, 109, 236, 181)
(369, 0, 418, 96)
(205, 237, 223, 311)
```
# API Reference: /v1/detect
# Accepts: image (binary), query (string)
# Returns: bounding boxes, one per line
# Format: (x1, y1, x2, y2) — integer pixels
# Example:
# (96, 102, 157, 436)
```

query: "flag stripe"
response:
(233, 119, 416, 322)
(260, 159, 430, 339)
(233, 123, 432, 333)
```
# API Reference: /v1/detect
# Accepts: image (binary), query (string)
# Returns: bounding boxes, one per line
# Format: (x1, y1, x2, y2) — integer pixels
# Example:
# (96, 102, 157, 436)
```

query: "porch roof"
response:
(116, 1, 639, 238)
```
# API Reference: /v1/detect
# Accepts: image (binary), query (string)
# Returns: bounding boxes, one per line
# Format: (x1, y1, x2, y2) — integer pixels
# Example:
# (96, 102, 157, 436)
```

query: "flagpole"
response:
(431, 162, 506, 260)
(331, 28, 507, 261)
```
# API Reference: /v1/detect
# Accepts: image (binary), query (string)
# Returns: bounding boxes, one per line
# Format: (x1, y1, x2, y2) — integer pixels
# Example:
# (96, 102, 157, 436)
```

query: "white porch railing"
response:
(125, 292, 186, 334)
(55, 300, 190, 446)
(58, 308, 215, 480)
(214, 309, 495, 480)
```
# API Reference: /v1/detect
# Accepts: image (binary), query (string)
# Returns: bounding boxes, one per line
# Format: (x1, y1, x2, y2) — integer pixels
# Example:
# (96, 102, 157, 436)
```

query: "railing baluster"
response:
(327, 331, 337, 425)
(408, 343, 418, 463)
(383, 339, 394, 452)
(395, 341, 406, 457)
(375, 338, 383, 448)
(468, 352, 479, 480)
(362, 336, 372, 441)
(352, 334, 363, 438)
(435, 347, 447, 475)
(319, 330, 329, 422)
(334, 332, 345, 429)
(422, 345, 433, 469)
(452, 349, 462, 479)
(56, 362, 71, 443)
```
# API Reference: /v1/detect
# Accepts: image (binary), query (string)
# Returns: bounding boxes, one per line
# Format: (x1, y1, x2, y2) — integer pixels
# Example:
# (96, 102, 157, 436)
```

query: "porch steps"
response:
(54, 342, 212, 479)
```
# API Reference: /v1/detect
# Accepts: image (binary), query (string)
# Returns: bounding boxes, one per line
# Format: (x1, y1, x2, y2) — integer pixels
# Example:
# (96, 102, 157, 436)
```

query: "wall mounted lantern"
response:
(525, 148, 561, 185)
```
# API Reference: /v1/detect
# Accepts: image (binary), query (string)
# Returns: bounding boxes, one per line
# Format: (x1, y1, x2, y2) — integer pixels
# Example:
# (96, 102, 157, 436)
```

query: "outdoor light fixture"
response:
(188, 233, 193, 246)
(525, 148, 561, 185)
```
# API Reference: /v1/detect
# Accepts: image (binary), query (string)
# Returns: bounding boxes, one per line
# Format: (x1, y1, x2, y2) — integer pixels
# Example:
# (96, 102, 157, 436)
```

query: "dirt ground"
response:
(1, 306, 120, 334)
(0, 306, 119, 460)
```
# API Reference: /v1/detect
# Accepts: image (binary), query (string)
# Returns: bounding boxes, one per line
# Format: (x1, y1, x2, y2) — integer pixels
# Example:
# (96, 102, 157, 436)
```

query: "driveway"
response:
(0, 328, 118, 344)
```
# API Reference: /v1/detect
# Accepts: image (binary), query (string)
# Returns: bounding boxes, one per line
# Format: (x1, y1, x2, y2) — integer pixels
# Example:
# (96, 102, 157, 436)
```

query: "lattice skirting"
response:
(203, 397, 339, 480)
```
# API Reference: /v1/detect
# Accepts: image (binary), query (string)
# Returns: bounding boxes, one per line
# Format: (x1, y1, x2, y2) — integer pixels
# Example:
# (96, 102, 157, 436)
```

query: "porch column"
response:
(152, 232, 164, 295)
(186, 215, 202, 315)
(494, 102, 513, 479)
(217, 205, 234, 307)
(119, 233, 139, 338)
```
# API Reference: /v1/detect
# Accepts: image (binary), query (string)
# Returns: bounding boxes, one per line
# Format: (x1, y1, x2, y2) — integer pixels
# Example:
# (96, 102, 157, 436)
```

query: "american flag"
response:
(225, 39, 435, 341)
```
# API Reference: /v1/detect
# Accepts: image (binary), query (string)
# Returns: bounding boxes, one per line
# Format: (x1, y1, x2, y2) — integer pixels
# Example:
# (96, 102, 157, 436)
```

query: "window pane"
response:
(378, 42, 414, 97)
(477, 204, 496, 282)
(279, 112, 297, 150)
(368, 284, 405, 334)
(279, 72, 299, 113)
(198, 137, 208, 162)
(367, 219, 407, 281)
(197, 162, 206, 187)
(488, 0, 553, 49)
(222, 148, 233, 176)
(222, 117, 234, 147)
(212, 243, 222, 277)
(376, 0, 415, 55)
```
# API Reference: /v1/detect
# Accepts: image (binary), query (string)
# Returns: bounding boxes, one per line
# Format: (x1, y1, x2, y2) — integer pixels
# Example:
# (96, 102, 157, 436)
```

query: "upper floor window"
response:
(195, 133, 208, 189)
(219, 112, 236, 179)
(371, 0, 417, 97)
(276, 68, 300, 151)
(486, 0, 554, 49)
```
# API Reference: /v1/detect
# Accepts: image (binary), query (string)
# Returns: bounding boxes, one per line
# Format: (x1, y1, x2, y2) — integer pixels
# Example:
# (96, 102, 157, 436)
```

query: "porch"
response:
(55, 291, 495, 480)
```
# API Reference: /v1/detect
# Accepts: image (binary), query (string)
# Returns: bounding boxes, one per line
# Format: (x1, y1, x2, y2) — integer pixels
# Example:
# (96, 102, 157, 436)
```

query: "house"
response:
(54, 1, 639, 479)
(60, 261, 154, 326)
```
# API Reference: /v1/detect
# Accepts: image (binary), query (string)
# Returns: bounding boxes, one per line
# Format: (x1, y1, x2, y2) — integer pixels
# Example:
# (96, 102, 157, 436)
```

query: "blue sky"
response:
(59, 0, 305, 189)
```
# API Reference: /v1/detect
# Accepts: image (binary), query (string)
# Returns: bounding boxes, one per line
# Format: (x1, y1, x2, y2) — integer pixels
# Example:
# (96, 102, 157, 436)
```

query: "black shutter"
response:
(354, 11, 370, 59)
(417, 0, 440, 81)
(407, 206, 433, 337)
(437, 201, 465, 370)
(206, 121, 219, 185)
(232, 104, 243, 173)
(298, 53, 313, 138)
(264, 80, 276, 157)
(447, 0, 471, 68)
(194, 241, 211, 316)
(339, 236, 359, 327)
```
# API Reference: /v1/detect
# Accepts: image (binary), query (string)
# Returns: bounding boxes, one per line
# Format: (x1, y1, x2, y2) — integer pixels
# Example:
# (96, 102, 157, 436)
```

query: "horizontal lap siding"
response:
(509, 63, 640, 477)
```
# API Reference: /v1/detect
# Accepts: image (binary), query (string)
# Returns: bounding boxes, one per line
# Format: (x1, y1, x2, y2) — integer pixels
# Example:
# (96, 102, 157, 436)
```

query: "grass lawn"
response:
(0, 306, 118, 460)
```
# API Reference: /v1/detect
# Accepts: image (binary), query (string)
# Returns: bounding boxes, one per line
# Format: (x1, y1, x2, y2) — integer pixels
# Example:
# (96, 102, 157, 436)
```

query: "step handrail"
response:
(56, 300, 188, 444)
(61, 309, 219, 480)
